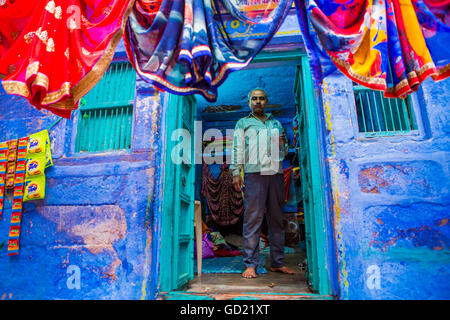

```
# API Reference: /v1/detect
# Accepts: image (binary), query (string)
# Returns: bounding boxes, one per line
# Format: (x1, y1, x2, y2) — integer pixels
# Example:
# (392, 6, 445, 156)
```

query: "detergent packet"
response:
(26, 152, 46, 177)
(23, 175, 46, 201)
(27, 131, 46, 154)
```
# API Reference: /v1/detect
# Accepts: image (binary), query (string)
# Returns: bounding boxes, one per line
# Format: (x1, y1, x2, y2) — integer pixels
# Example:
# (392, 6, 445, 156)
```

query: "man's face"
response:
(248, 90, 267, 114)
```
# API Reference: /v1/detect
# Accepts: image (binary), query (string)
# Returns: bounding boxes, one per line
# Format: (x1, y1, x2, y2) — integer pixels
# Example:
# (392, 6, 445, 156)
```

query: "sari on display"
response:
(294, 0, 450, 98)
(0, 0, 134, 118)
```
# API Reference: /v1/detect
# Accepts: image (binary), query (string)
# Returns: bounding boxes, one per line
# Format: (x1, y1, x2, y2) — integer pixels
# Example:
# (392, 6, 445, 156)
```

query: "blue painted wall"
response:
(0, 39, 166, 299)
(320, 74, 450, 299)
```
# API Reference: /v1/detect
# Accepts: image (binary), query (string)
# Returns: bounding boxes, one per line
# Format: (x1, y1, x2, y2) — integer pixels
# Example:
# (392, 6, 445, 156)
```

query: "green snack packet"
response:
(23, 175, 46, 202)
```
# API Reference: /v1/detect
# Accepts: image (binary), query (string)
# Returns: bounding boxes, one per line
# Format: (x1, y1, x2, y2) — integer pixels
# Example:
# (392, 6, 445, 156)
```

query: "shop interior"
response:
(186, 63, 312, 294)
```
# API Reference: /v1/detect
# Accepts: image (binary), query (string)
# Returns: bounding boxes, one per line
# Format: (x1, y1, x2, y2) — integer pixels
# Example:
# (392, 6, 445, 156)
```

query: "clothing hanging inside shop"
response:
(201, 162, 244, 227)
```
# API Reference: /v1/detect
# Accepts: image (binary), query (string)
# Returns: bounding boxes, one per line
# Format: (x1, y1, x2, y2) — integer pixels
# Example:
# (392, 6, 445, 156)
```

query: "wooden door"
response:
(160, 93, 196, 292)
(294, 57, 331, 295)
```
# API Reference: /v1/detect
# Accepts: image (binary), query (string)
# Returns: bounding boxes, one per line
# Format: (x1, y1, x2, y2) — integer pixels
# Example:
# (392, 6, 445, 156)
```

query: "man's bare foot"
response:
(270, 266, 296, 275)
(242, 267, 257, 278)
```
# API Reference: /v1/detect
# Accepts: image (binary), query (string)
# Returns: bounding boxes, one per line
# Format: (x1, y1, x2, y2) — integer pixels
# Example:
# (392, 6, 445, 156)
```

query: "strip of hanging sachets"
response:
(7, 137, 28, 256)
(0, 141, 7, 216)
(5, 139, 18, 190)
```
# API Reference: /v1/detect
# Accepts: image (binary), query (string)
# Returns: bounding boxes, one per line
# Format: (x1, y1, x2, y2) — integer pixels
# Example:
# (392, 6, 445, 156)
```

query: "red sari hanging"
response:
(0, 0, 134, 118)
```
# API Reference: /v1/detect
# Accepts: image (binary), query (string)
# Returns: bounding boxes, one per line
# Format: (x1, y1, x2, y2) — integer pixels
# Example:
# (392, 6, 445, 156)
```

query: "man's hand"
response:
(233, 175, 243, 192)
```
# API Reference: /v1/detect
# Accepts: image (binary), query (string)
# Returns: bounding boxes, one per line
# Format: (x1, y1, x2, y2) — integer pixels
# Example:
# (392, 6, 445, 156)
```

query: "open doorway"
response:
(159, 52, 334, 299)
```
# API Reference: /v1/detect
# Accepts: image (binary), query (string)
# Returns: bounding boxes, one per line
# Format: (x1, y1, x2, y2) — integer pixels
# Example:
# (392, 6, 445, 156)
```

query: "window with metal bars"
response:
(353, 84, 418, 136)
(75, 62, 136, 152)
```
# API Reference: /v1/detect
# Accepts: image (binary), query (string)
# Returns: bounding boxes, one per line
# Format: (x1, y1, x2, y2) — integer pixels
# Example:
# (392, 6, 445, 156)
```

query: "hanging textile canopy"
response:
(0, 0, 449, 118)
(294, 0, 450, 98)
(124, 0, 294, 102)
(0, 0, 134, 118)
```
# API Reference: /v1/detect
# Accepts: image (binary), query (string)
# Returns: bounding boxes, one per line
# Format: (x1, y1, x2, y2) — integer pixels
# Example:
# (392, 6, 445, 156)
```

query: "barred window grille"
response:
(75, 62, 136, 152)
(353, 84, 418, 136)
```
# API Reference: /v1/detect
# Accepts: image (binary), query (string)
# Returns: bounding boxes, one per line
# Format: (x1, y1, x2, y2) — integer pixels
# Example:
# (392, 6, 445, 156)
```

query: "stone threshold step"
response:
(158, 291, 334, 300)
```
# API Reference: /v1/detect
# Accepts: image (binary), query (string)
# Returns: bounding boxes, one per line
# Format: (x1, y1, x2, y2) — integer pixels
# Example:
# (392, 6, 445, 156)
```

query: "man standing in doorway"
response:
(230, 88, 296, 279)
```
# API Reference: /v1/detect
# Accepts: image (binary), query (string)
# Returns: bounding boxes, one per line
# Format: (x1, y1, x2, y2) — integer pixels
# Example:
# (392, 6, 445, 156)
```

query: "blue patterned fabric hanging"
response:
(124, 0, 293, 101)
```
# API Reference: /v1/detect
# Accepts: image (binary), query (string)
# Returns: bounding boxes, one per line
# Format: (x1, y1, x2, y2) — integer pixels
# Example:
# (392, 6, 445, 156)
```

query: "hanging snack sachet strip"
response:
(3, 130, 52, 255)
(0, 141, 7, 216)
(7, 137, 28, 256)
(5, 139, 18, 190)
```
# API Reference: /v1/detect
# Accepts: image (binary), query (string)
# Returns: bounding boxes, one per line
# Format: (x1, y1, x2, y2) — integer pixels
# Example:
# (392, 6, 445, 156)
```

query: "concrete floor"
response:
(185, 249, 311, 295)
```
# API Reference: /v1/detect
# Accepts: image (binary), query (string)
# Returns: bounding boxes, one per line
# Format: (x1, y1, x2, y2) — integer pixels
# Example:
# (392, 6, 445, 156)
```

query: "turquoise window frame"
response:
(349, 80, 429, 141)
(352, 84, 419, 138)
(74, 62, 136, 153)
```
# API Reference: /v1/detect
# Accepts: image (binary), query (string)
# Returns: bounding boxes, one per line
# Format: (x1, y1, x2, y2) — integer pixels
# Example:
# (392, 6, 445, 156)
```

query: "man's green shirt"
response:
(230, 112, 288, 177)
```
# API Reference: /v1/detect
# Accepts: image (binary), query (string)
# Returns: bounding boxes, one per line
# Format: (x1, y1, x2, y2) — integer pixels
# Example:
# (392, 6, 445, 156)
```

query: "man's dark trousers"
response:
(242, 172, 285, 269)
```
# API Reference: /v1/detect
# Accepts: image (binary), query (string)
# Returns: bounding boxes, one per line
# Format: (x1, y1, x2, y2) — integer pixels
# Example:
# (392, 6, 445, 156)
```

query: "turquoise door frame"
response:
(293, 56, 335, 296)
(158, 50, 337, 297)
(160, 93, 197, 293)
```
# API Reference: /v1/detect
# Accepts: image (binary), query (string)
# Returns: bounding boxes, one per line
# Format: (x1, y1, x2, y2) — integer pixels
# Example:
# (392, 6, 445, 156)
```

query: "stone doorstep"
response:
(158, 291, 334, 300)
